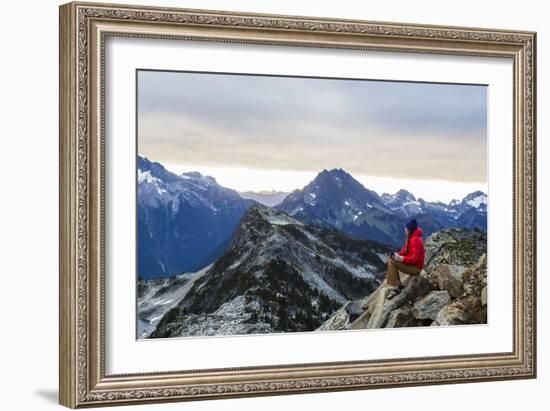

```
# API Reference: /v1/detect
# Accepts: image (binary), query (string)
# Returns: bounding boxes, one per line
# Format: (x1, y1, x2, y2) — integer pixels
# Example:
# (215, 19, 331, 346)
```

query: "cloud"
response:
(137, 70, 487, 184)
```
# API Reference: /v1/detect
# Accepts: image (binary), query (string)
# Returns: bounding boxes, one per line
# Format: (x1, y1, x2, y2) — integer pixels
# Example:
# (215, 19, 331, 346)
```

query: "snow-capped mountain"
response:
(277, 169, 487, 246)
(454, 192, 487, 231)
(137, 155, 486, 280)
(276, 168, 406, 246)
(137, 156, 255, 279)
(380, 189, 421, 220)
(380, 189, 487, 231)
(380, 192, 456, 228)
(462, 191, 488, 209)
(238, 190, 289, 207)
(145, 205, 391, 338)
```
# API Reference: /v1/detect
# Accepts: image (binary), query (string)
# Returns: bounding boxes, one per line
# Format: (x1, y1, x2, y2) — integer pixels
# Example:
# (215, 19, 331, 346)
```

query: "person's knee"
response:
(387, 258, 395, 267)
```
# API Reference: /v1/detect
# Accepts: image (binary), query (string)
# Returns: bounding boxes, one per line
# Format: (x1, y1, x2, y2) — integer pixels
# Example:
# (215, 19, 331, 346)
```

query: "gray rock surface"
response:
(429, 264, 468, 298)
(386, 306, 419, 328)
(413, 290, 451, 320)
(435, 303, 472, 325)
(349, 273, 435, 329)
(316, 300, 364, 331)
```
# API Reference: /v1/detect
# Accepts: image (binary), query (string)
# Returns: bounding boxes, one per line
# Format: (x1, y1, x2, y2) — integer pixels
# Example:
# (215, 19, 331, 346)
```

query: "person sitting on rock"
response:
(386, 218, 425, 300)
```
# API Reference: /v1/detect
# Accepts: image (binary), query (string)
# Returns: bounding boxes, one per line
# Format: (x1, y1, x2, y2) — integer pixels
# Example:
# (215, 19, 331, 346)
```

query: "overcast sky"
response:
(137, 70, 487, 202)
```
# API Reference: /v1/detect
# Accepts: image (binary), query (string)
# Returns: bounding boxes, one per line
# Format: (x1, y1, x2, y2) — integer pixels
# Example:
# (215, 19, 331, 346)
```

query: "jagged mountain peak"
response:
(461, 191, 487, 208)
(394, 189, 416, 202)
(180, 171, 219, 186)
(138, 155, 179, 184)
(138, 155, 220, 188)
(313, 167, 361, 187)
(233, 204, 299, 234)
(137, 154, 166, 175)
(245, 204, 300, 224)
(463, 190, 486, 200)
(320, 167, 350, 177)
(277, 169, 401, 245)
(281, 168, 380, 207)
(137, 154, 153, 169)
(462, 190, 487, 200)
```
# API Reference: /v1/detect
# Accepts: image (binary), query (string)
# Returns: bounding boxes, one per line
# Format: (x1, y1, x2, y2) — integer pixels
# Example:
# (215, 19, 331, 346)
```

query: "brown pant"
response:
(386, 257, 421, 286)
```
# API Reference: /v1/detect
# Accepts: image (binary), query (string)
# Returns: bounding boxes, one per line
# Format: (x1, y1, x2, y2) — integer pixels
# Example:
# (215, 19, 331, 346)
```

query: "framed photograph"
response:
(59, 2, 537, 408)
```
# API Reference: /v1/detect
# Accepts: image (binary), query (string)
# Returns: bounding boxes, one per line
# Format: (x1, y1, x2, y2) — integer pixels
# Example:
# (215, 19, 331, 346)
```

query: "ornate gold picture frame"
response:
(59, 2, 536, 408)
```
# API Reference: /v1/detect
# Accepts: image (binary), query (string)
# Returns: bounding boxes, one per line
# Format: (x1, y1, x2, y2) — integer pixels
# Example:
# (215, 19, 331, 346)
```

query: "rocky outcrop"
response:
(317, 228, 487, 331)
(348, 273, 436, 329)
(424, 227, 486, 270)
(433, 254, 487, 326)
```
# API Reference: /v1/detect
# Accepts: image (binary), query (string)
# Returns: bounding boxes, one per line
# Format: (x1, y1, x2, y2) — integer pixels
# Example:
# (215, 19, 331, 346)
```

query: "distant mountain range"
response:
(144, 205, 390, 338)
(137, 156, 487, 280)
(277, 168, 487, 246)
(238, 190, 288, 207)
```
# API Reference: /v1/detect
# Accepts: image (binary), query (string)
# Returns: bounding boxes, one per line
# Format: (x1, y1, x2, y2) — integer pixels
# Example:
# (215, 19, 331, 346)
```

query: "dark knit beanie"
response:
(406, 218, 418, 233)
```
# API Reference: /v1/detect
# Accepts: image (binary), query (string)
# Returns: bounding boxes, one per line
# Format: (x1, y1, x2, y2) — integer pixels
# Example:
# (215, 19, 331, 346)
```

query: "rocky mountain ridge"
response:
(140, 205, 392, 338)
(318, 227, 487, 330)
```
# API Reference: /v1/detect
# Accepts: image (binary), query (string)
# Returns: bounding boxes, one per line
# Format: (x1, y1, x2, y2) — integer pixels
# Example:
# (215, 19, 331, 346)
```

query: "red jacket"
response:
(397, 227, 425, 270)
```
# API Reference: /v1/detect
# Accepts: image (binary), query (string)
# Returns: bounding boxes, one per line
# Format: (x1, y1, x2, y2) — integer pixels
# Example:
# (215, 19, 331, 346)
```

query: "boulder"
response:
(412, 290, 451, 320)
(429, 264, 468, 298)
(435, 303, 472, 326)
(350, 273, 436, 329)
(349, 287, 390, 329)
(386, 306, 418, 328)
(435, 293, 487, 326)
(316, 300, 364, 331)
